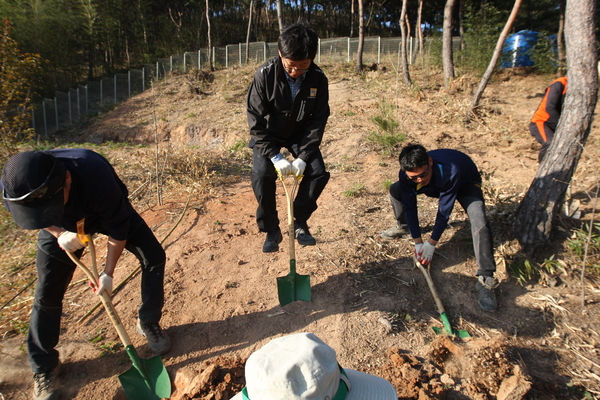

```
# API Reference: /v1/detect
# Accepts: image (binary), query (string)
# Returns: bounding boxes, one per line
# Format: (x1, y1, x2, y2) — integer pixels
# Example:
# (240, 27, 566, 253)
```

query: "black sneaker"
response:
(262, 228, 283, 253)
(294, 222, 316, 246)
(475, 276, 499, 312)
(136, 319, 171, 355)
(33, 360, 61, 400)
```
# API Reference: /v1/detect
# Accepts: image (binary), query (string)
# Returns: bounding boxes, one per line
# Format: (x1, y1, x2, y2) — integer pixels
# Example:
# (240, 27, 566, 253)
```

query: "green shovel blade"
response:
(431, 312, 471, 338)
(118, 346, 171, 400)
(277, 260, 311, 306)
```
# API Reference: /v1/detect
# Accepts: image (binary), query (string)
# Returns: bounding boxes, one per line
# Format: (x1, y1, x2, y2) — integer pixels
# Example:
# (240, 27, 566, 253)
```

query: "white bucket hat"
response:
(231, 332, 397, 400)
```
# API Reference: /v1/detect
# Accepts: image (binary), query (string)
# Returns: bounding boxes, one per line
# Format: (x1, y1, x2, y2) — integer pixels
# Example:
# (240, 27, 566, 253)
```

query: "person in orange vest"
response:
(529, 76, 567, 162)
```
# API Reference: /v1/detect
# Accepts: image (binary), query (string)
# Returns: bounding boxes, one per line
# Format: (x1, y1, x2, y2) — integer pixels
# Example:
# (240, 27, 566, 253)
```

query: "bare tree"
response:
(416, 0, 424, 65)
(514, 0, 598, 256)
(400, 0, 411, 84)
(355, 0, 364, 72)
(245, 0, 254, 64)
(206, 0, 213, 71)
(466, 0, 522, 122)
(276, 0, 284, 33)
(557, 0, 566, 73)
(350, 0, 355, 37)
(442, 0, 456, 87)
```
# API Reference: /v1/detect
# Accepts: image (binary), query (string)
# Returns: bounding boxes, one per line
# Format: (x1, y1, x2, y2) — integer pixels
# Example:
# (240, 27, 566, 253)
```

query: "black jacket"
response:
(246, 56, 330, 161)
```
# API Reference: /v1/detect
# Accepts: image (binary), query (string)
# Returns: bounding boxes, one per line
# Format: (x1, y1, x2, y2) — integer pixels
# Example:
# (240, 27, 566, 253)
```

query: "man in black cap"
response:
(1, 149, 170, 400)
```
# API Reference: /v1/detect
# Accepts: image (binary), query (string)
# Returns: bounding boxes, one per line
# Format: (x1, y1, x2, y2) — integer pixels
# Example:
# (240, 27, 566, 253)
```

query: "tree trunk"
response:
(400, 0, 411, 84)
(442, 0, 456, 87)
(355, 0, 364, 72)
(206, 0, 213, 71)
(466, 0, 522, 122)
(459, 0, 465, 51)
(416, 0, 424, 66)
(350, 0, 355, 37)
(514, 0, 598, 256)
(245, 0, 254, 64)
(276, 0, 284, 33)
(557, 0, 566, 73)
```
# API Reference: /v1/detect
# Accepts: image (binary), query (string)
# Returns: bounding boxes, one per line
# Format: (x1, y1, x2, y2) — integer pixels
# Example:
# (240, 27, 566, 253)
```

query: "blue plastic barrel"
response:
(501, 30, 539, 69)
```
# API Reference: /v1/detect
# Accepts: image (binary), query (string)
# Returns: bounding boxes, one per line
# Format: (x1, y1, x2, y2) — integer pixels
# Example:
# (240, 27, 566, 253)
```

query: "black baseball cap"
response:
(2, 151, 66, 229)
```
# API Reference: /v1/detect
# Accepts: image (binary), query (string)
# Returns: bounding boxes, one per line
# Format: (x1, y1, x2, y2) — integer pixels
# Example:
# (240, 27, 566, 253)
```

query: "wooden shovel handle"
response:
(279, 174, 300, 272)
(67, 239, 133, 347)
(413, 256, 446, 314)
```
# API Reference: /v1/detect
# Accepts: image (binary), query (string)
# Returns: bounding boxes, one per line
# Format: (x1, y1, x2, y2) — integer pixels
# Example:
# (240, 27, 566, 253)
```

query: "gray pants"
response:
(389, 181, 496, 277)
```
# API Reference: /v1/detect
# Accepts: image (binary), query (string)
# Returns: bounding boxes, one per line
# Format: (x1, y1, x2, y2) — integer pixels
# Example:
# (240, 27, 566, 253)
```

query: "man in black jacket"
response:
(247, 22, 330, 253)
(1, 149, 170, 400)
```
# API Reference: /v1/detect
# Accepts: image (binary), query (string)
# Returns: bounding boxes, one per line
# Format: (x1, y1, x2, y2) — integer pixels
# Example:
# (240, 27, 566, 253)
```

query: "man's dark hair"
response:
(278, 22, 318, 60)
(399, 144, 429, 171)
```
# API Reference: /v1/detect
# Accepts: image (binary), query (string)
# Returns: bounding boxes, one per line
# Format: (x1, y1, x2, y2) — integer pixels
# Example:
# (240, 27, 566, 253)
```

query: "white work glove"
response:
(418, 242, 436, 265)
(271, 154, 293, 176)
(292, 158, 306, 178)
(58, 231, 85, 253)
(414, 243, 423, 260)
(93, 272, 113, 297)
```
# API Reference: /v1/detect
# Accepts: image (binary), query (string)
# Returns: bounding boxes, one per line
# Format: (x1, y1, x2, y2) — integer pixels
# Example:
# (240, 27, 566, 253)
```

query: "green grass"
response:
(367, 100, 407, 156)
(343, 182, 365, 197)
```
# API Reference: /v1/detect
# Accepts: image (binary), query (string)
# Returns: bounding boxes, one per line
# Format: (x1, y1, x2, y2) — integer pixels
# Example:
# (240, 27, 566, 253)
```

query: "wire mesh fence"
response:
(31, 35, 446, 137)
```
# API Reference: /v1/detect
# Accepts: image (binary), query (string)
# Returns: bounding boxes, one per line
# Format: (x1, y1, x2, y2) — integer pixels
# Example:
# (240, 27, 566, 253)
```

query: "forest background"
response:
(0, 0, 599, 102)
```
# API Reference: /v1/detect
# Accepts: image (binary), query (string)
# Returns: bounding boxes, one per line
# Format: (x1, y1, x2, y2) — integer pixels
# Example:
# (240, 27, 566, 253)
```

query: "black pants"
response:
(251, 146, 330, 233)
(389, 181, 496, 277)
(27, 210, 165, 374)
(529, 121, 554, 162)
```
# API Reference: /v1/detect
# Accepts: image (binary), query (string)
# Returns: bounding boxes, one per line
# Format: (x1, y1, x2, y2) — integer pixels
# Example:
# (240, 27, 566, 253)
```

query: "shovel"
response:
(67, 235, 171, 400)
(413, 256, 471, 338)
(276, 172, 311, 306)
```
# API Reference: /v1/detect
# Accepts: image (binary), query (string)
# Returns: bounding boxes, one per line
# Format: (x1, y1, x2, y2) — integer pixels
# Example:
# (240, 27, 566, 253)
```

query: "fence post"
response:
(378, 37, 381, 64)
(183, 53, 187, 72)
(240, 43, 243, 65)
(42, 101, 48, 137)
(318, 38, 321, 63)
(114, 76, 117, 104)
(85, 85, 88, 114)
(100, 79, 103, 107)
(31, 109, 36, 135)
(128, 71, 131, 99)
(68, 91, 72, 124)
(142, 68, 145, 92)
(54, 97, 59, 132)
(76, 87, 81, 120)
(156, 62, 159, 79)
(170, 56, 173, 72)
(347, 37, 350, 63)
(409, 37, 413, 65)
(213, 47, 216, 65)
(264, 42, 267, 61)
(225, 46, 229, 68)
(198, 50, 202, 69)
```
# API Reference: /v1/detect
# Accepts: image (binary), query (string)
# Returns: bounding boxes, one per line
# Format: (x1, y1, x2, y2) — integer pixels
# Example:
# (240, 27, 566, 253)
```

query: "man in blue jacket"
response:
(247, 22, 330, 253)
(1, 149, 170, 400)
(381, 144, 499, 312)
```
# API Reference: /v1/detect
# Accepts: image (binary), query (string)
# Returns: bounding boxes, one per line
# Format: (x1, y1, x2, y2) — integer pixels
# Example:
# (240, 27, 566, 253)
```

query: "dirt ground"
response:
(1, 62, 599, 400)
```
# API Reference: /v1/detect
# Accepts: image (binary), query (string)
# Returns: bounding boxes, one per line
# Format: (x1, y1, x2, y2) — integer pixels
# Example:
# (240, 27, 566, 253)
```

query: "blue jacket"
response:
(398, 149, 482, 241)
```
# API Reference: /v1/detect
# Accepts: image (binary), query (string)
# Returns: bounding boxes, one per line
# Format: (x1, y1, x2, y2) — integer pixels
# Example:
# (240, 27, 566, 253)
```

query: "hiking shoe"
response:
(136, 319, 171, 355)
(475, 275, 499, 312)
(33, 360, 61, 400)
(381, 224, 409, 239)
(262, 228, 283, 253)
(295, 222, 316, 246)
